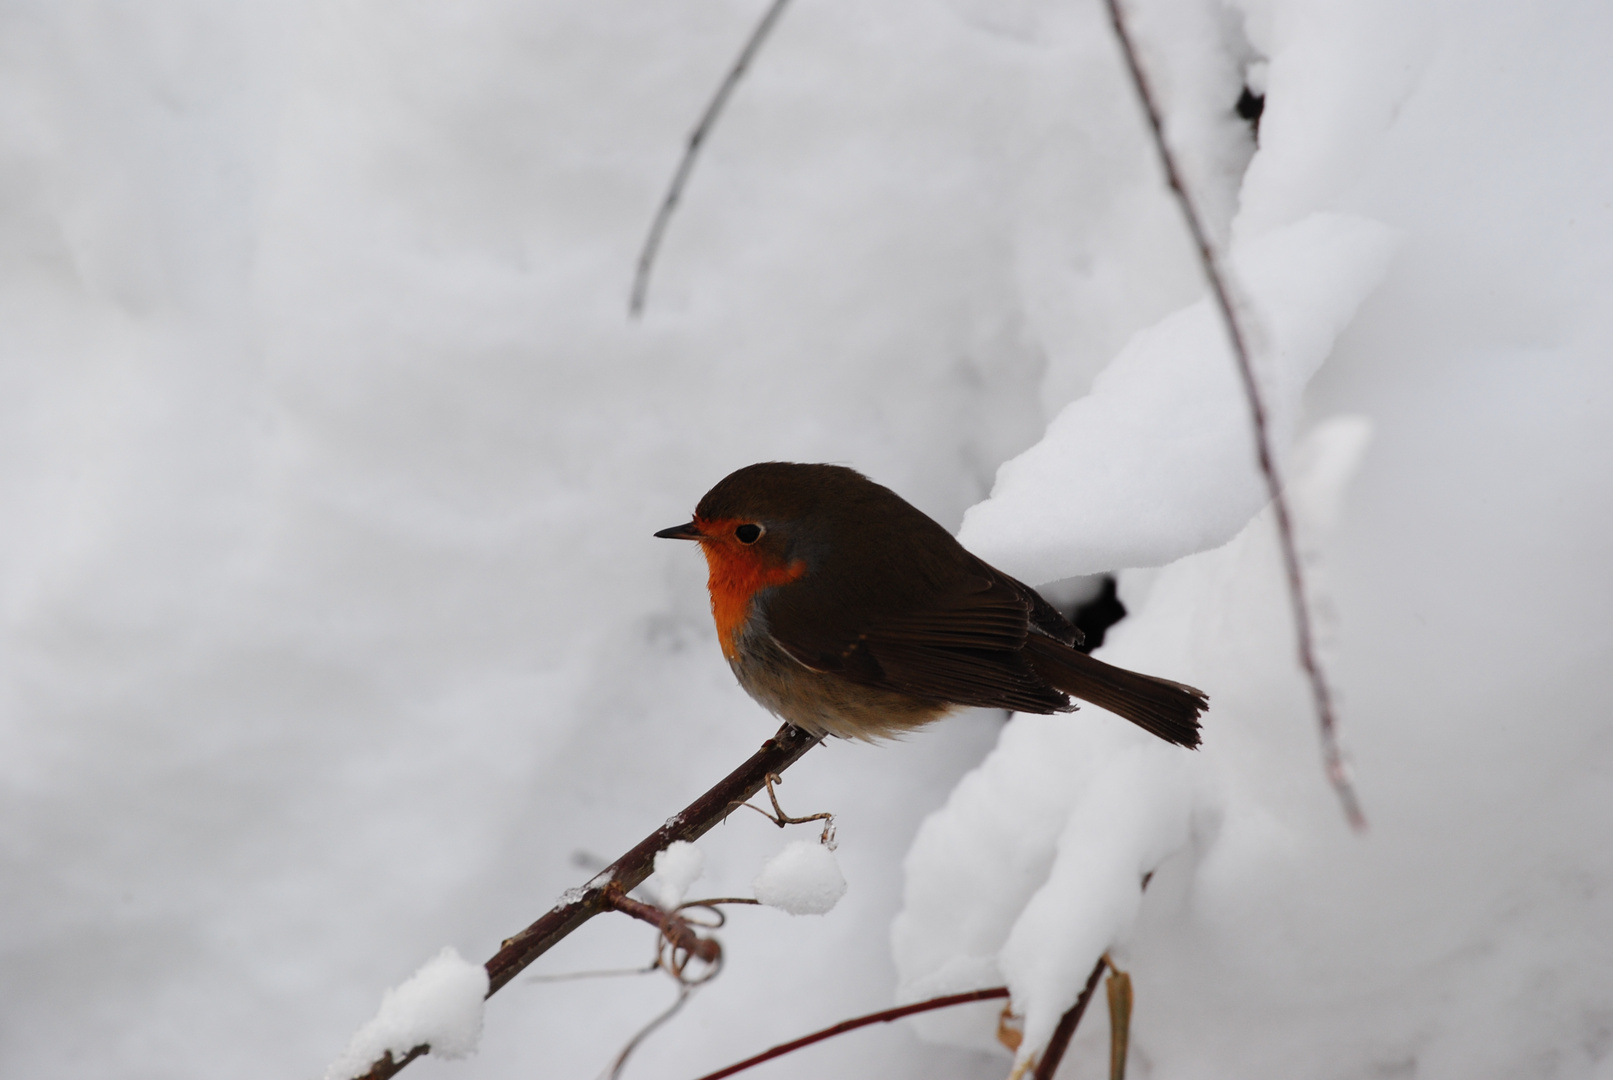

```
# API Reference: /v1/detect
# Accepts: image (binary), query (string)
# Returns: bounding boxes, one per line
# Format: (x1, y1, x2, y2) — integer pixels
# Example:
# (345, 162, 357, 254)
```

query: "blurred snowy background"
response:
(2, 0, 1610, 1078)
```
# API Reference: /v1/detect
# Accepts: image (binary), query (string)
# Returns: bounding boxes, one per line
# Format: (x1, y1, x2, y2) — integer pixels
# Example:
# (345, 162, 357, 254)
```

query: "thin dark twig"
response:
(1031, 956, 1108, 1080)
(737, 771, 838, 845)
(687, 987, 1011, 1080)
(338, 723, 820, 1080)
(674, 899, 761, 932)
(351, 1048, 428, 1080)
(1103, 0, 1366, 831)
(679, 897, 762, 913)
(604, 984, 697, 1080)
(629, 0, 794, 318)
(606, 888, 724, 979)
(526, 963, 659, 984)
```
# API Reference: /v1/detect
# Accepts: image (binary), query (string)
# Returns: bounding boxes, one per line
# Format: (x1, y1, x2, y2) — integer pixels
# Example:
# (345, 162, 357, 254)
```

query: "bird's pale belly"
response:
(727, 624, 952, 741)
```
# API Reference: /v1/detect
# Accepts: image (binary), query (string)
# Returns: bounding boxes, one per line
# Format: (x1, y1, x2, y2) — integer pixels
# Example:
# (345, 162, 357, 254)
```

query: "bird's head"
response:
(655, 463, 869, 657)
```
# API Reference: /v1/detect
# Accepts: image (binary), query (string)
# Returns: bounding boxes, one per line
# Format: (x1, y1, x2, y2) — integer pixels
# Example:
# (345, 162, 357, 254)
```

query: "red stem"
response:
(688, 987, 1010, 1080)
(1032, 956, 1107, 1079)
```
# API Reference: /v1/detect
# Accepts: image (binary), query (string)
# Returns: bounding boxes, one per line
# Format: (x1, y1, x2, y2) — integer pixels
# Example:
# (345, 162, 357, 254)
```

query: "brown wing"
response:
(767, 563, 1073, 715)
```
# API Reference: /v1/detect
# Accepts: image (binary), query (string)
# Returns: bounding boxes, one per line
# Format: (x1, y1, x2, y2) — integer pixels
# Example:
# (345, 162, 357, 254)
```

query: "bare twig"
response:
(351, 1048, 427, 1080)
(606, 888, 724, 980)
(684, 953, 1113, 1080)
(1031, 955, 1109, 1080)
(629, 0, 794, 318)
(678, 897, 761, 914)
(1103, 0, 1366, 830)
(737, 771, 838, 844)
(596, 888, 755, 1076)
(339, 722, 820, 1080)
(525, 963, 659, 984)
(688, 987, 1011, 1080)
(603, 984, 697, 1080)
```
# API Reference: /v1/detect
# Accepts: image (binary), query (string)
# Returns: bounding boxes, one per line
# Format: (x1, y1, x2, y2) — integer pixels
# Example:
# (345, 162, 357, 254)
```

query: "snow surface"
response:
(896, 418, 1373, 1060)
(647, 841, 705, 911)
(2, 1, 1611, 1079)
(325, 948, 488, 1080)
(958, 211, 1397, 580)
(753, 840, 849, 916)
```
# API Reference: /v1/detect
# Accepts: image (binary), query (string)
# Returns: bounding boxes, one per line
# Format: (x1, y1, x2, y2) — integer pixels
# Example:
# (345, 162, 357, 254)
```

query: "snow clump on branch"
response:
(648, 841, 706, 911)
(754, 840, 848, 916)
(324, 947, 488, 1080)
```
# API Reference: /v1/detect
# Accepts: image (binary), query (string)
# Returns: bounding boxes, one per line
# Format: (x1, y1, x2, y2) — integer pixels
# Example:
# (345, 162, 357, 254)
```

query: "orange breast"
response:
(699, 542, 805, 660)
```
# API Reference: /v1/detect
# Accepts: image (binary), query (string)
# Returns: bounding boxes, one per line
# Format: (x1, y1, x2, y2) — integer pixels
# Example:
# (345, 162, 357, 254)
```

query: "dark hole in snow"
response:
(1069, 574, 1126, 653)
(1236, 85, 1266, 138)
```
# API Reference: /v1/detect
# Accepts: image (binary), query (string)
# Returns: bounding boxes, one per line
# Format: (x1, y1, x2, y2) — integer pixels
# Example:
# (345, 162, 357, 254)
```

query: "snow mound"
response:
(647, 840, 705, 911)
(896, 417, 1375, 1063)
(958, 212, 1397, 583)
(324, 948, 488, 1080)
(754, 840, 848, 916)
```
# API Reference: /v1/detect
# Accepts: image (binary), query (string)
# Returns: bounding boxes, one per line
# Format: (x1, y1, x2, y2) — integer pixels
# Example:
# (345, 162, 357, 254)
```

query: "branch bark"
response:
(341, 722, 822, 1080)
(1032, 955, 1108, 1080)
(1103, 0, 1366, 830)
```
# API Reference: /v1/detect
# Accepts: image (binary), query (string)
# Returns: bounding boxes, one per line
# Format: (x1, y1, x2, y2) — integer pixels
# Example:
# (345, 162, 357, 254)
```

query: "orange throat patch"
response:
(698, 540, 805, 660)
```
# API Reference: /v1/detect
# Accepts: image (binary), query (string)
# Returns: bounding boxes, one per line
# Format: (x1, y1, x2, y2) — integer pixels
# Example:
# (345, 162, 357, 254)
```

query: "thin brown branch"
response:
(629, 0, 794, 318)
(688, 987, 1012, 1080)
(1103, 0, 1366, 831)
(352, 1047, 427, 1080)
(679, 897, 761, 911)
(605, 984, 697, 1080)
(525, 963, 658, 984)
(1032, 955, 1108, 1080)
(339, 722, 821, 1080)
(606, 888, 723, 977)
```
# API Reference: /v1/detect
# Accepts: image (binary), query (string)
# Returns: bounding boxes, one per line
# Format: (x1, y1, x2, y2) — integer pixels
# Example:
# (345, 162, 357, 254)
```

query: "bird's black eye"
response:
(735, 523, 764, 544)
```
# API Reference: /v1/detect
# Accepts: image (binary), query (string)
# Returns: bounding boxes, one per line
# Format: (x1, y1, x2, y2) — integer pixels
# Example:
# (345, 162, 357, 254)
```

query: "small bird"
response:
(656, 463, 1206, 746)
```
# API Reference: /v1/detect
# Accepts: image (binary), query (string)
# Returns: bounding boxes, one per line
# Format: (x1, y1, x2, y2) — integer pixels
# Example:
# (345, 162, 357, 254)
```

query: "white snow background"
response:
(2, 1, 1610, 1079)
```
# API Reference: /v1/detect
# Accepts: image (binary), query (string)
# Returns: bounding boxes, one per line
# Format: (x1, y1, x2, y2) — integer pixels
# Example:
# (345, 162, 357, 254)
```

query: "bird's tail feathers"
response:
(1026, 637, 1206, 748)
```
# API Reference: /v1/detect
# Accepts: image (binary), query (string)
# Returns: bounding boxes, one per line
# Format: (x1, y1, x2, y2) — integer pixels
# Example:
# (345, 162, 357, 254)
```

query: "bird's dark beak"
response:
(654, 521, 703, 540)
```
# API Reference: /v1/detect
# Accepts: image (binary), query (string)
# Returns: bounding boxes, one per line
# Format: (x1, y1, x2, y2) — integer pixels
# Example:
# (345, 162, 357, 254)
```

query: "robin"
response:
(656, 463, 1205, 746)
